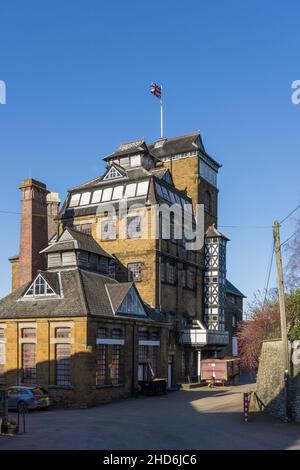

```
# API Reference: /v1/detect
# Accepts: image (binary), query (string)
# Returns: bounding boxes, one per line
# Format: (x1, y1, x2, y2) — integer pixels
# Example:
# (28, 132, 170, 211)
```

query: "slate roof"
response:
(205, 224, 230, 241)
(105, 282, 133, 313)
(0, 268, 164, 321)
(41, 227, 113, 259)
(1, 267, 241, 320)
(0, 270, 88, 319)
(104, 139, 149, 159)
(226, 280, 246, 298)
(148, 131, 201, 160)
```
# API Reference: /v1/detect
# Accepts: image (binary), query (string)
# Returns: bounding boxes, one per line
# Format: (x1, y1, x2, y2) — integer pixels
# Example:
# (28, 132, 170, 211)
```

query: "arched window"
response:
(204, 191, 212, 214)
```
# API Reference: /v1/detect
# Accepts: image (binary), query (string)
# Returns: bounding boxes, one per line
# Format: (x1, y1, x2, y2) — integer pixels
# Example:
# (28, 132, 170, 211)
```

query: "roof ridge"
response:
(149, 131, 200, 145)
(69, 175, 103, 191)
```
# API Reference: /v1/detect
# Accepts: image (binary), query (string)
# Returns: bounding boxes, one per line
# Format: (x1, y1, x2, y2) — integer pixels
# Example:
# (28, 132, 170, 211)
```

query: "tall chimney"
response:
(18, 178, 49, 287)
(47, 192, 60, 241)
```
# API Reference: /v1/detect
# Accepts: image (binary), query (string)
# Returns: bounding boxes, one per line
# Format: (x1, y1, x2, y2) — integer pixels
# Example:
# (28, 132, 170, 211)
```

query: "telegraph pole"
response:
(273, 220, 290, 420)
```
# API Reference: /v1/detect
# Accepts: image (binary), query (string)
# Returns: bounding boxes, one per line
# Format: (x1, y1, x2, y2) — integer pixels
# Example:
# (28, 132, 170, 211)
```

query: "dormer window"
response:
(104, 166, 123, 180)
(24, 274, 56, 298)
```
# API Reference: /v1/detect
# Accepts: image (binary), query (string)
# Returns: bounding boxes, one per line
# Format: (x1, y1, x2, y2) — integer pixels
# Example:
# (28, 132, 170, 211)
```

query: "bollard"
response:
(243, 392, 250, 422)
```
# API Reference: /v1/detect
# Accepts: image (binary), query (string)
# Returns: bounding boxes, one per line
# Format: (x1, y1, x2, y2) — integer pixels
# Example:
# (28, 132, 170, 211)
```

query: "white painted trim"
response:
(18, 323, 36, 329)
(58, 272, 64, 299)
(96, 338, 125, 345)
(105, 284, 116, 315)
(50, 338, 74, 344)
(19, 339, 37, 344)
(0, 324, 7, 329)
(50, 321, 74, 328)
(0, 339, 6, 344)
(138, 340, 160, 346)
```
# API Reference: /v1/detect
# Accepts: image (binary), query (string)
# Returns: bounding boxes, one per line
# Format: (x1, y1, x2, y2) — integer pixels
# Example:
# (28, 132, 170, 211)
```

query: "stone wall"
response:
(256, 339, 300, 422)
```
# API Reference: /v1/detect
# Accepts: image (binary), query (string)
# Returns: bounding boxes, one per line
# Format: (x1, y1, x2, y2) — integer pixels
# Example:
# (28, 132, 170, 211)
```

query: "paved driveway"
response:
(0, 383, 299, 450)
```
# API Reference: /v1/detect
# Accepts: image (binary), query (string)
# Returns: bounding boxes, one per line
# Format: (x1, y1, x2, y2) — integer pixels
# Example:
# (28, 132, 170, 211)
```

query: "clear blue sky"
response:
(0, 0, 299, 309)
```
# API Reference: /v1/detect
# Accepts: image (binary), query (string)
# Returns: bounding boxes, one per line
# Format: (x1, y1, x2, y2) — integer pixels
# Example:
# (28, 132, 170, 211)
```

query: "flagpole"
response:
(160, 84, 163, 138)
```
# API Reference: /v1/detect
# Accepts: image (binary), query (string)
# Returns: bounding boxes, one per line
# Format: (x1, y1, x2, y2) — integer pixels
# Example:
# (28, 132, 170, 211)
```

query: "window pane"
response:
(0, 343, 5, 376)
(111, 345, 122, 385)
(22, 328, 36, 338)
(22, 343, 36, 384)
(55, 327, 71, 338)
(127, 216, 141, 238)
(102, 187, 113, 201)
(128, 263, 142, 281)
(79, 192, 91, 206)
(91, 190, 102, 204)
(56, 344, 71, 386)
(136, 181, 149, 196)
(96, 344, 107, 385)
(111, 329, 122, 339)
(69, 194, 80, 207)
(124, 184, 136, 198)
(97, 327, 108, 338)
(101, 219, 116, 240)
(112, 185, 124, 200)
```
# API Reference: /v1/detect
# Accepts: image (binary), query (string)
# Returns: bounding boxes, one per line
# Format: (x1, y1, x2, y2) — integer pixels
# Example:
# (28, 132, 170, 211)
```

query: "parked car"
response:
(7, 386, 50, 412)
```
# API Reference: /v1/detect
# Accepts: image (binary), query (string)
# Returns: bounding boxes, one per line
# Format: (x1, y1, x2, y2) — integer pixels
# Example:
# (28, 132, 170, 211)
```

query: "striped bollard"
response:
(243, 392, 250, 422)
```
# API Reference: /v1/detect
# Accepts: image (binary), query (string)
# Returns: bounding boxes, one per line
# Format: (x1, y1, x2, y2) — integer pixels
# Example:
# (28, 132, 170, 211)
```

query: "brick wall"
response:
(18, 179, 49, 288)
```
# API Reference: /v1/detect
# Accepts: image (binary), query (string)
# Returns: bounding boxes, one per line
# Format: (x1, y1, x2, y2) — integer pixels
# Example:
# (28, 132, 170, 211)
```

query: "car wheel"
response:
(17, 401, 28, 413)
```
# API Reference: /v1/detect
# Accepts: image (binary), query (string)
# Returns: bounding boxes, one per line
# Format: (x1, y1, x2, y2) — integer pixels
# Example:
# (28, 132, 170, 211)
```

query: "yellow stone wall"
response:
(1, 317, 89, 406)
(0, 315, 170, 406)
(9, 258, 20, 292)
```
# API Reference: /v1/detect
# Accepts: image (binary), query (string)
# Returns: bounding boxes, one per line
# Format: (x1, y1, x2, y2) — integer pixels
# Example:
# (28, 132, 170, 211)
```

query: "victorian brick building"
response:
(0, 131, 244, 406)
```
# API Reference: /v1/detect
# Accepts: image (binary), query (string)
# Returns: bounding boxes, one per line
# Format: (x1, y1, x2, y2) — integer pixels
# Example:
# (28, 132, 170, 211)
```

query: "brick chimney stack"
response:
(18, 178, 49, 287)
(47, 192, 60, 241)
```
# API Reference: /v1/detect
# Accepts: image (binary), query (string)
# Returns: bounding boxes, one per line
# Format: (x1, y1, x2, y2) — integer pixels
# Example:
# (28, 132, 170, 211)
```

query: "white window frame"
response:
(69, 193, 80, 207)
(79, 192, 91, 206)
(124, 183, 137, 198)
(127, 216, 142, 238)
(112, 185, 124, 200)
(136, 181, 149, 196)
(23, 274, 56, 299)
(91, 190, 102, 204)
(104, 166, 123, 180)
(102, 187, 113, 201)
(101, 218, 117, 240)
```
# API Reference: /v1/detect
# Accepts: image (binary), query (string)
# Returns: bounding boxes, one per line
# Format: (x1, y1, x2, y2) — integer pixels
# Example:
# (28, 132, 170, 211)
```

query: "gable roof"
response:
(148, 131, 200, 158)
(41, 227, 114, 259)
(0, 270, 88, 319)
(102, 163, 127, 180)
(205, 224, 230, 241)
(105, 282, 133, 313)
(0, 268, 164, 321)
(226, 280, 246, 298)
(103, 138, 149, 160)
(148, 132, 221, 168)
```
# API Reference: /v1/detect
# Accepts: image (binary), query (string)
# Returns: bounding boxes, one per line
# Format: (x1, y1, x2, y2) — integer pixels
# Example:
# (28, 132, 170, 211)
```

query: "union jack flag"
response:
(151, 82, 162, 99)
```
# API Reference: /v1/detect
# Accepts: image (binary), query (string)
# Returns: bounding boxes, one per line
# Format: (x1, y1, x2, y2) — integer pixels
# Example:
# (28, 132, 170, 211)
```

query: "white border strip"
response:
(96, 338, 125, 345)
(138, 340, 160, 346)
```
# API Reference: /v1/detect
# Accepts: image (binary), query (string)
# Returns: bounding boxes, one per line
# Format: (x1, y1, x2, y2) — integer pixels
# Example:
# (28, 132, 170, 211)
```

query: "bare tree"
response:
(237, 291, 280, 372)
